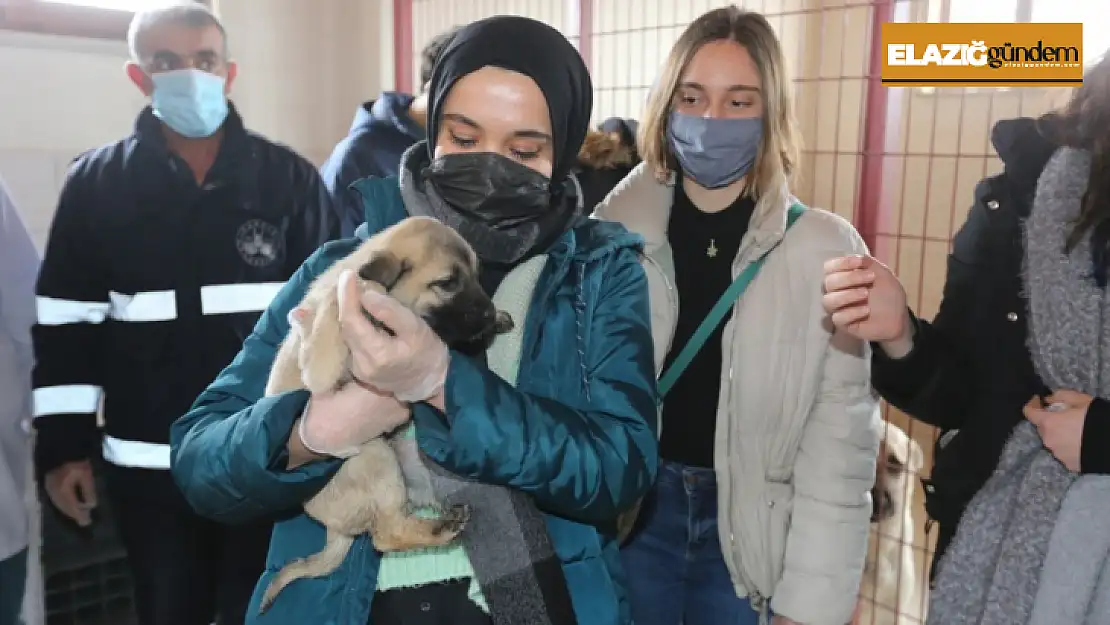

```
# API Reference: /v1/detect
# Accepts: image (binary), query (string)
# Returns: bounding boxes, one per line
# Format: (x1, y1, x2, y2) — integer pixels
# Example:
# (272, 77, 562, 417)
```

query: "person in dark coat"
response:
(820, 53, 1110, 582)
(573, 117, 639, 212)
(320, 26, 461, 236)
(31, 5, 337, 625)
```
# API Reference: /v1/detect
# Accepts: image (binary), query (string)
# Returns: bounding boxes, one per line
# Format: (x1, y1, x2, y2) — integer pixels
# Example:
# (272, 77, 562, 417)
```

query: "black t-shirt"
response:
(659, 182, 756, 468)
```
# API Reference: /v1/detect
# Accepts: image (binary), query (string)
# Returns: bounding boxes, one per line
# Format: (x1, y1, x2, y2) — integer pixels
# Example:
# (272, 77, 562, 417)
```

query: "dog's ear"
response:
(907, 436, 925, 474)
(287, 305, 315, 336)
(358, 251, 407, 291)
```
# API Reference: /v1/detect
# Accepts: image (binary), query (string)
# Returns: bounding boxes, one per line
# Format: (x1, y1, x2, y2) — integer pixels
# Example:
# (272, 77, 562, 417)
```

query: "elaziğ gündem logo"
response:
(881, 22, 1083, 87)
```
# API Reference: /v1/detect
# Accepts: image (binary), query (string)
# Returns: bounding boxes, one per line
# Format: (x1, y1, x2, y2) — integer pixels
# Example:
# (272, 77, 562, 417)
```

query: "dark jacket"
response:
(870, 116, 1110, 572)
(31, 105, 337, 505)
(168, 175, 660, 625)
(319, 93, 425, 236)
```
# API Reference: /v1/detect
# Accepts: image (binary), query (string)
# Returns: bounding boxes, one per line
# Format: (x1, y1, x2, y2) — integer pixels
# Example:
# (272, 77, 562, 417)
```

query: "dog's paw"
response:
(405, 486, 439, 510)
(287, 306, 313, 334)
(494, 311, 515, 334)
(435, 503, 471, 535)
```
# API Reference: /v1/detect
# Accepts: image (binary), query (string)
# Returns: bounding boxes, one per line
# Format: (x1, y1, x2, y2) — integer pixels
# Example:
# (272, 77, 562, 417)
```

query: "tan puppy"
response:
(855, 422, 926, 625)
(259, 216, 513, 612)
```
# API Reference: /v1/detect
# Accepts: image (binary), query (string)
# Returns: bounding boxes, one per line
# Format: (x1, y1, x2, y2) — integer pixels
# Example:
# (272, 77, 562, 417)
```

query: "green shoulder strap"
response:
(657, 203, 806, 398)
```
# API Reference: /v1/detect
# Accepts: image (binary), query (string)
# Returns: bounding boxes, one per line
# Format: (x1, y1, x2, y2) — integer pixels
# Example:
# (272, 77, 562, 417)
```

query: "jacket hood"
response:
(599, 117, 638, 148)
(564, 216, 643, 262)
(577, 129, 637, 170)
(990, 117, 1060, 187)
(350, 91, 424, 141)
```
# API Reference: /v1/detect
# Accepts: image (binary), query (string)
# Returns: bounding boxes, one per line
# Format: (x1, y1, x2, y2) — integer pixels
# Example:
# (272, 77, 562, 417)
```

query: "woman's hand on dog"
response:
(337, 269, 450, 402)
(294, 383, 412, 461)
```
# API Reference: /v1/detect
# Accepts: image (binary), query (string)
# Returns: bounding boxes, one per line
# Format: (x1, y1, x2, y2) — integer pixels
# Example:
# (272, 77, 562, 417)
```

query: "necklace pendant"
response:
(706, 239, 719, 258)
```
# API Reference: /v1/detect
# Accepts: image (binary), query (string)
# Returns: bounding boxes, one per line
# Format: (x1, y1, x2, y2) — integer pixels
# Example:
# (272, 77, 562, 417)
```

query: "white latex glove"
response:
(298, 383, 411, 458)
(337, 270, 450, 402)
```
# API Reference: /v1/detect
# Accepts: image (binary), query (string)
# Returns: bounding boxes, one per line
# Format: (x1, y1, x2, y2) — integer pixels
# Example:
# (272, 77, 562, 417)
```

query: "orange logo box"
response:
(881, 22, 1083, 87)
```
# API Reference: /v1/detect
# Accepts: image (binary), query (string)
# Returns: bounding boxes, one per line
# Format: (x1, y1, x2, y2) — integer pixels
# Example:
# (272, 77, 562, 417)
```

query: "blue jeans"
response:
(0, 548, 26, 625)
(621, 461, 766, 625)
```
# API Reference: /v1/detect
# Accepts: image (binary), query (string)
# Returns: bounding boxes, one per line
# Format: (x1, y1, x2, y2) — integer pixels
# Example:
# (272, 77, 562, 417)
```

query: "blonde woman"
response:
(594, 7, 880, 625)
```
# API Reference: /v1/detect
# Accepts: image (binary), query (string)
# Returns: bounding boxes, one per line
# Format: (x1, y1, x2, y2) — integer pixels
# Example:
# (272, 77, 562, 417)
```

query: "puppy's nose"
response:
(870, 489, 893, 522)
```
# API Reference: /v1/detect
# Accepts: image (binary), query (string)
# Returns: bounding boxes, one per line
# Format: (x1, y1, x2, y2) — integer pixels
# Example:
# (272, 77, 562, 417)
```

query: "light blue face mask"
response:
(666, 111, 763, 189)
(151, 69, 229, 138)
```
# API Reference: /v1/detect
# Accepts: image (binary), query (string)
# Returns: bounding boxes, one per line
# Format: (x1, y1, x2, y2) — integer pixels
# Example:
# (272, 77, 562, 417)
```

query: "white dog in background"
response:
(854, 422, 926, 625)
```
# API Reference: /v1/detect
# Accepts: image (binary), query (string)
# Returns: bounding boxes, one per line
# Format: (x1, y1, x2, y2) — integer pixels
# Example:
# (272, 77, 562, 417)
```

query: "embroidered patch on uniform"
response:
(235, 219, 282, 267)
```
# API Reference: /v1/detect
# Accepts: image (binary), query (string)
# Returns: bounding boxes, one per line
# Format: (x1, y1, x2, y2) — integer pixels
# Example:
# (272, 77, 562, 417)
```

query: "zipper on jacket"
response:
(641, 253, 679, 356)
(722, 312, 764, 616)
(753, 592, 770, 625)
(642, 252, 677, 437)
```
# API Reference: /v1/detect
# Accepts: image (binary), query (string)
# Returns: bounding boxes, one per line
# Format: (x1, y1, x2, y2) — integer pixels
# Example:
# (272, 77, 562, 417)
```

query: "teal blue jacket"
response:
(168, 176, 660, 625)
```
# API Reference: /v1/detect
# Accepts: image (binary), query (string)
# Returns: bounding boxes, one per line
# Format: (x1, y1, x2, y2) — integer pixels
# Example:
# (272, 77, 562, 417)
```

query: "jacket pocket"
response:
(922, 430, 977, 528)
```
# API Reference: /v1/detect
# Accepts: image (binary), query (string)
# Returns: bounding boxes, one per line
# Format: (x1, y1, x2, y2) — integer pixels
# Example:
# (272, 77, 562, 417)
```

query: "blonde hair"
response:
(639, 6, 800, 199)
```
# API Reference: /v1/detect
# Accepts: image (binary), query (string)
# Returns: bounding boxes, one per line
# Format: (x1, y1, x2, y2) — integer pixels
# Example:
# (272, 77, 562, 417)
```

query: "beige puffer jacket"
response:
(594, 163, 882, 625)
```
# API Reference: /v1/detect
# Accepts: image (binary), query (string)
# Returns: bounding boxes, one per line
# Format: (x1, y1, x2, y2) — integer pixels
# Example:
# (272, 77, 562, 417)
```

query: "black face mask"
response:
(424, 152, 552, 230)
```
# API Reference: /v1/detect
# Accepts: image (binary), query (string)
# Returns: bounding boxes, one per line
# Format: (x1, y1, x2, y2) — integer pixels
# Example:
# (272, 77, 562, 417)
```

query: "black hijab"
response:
(425, 16, 593, 186)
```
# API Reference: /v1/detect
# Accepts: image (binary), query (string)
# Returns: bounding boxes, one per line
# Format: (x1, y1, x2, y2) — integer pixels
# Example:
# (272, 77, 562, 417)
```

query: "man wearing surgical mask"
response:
(30, 4, 337, 625)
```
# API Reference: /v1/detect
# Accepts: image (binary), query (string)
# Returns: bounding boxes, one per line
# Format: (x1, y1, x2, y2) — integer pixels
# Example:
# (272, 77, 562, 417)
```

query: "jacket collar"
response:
(134, 101, 250, 152)
(593, 162, 797, 265)
(131, 102, 254, 185)
(991, 116, 1060, 217)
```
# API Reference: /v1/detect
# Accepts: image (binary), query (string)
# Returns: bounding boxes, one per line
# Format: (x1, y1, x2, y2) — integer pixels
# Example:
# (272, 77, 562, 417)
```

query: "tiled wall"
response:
(0, 32, 147, 249)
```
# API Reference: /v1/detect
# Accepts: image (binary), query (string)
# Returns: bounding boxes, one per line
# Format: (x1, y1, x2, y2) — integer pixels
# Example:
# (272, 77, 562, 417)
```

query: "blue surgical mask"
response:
(666, 111, 763, 189)
(151, 69, 229, 138)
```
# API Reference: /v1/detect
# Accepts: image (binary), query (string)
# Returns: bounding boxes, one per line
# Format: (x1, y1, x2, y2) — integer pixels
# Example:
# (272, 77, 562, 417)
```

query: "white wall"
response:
(0, 32, 144, 247)
(0, 0, 394, 249)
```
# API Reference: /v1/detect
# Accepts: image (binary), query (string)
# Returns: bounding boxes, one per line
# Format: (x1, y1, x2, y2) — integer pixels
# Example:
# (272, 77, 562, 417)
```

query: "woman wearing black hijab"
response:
(168, 15, 660, 625)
